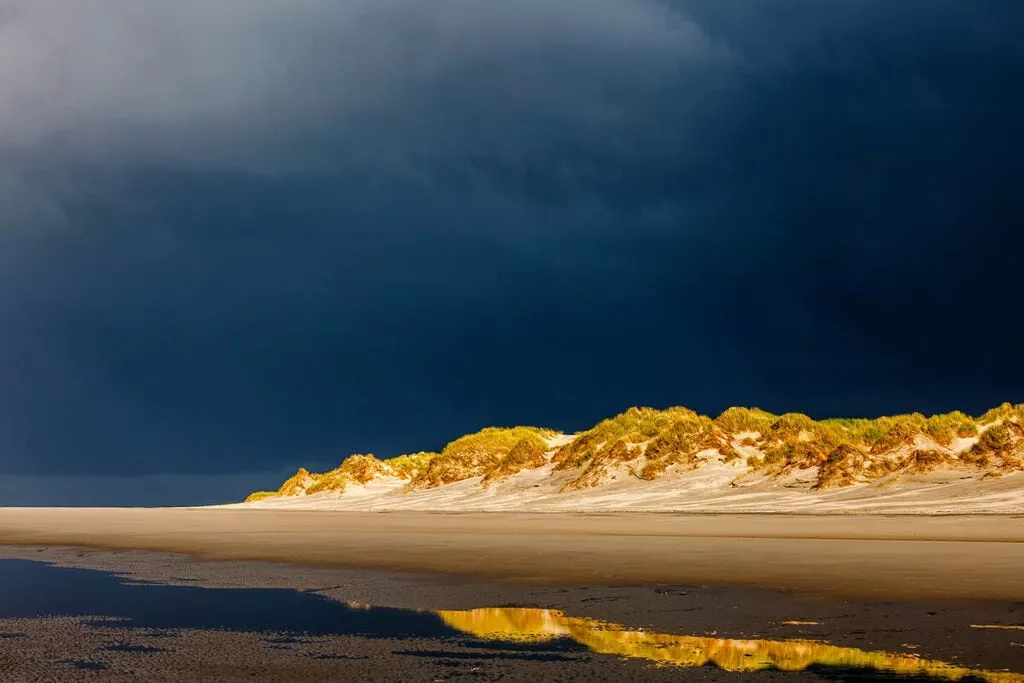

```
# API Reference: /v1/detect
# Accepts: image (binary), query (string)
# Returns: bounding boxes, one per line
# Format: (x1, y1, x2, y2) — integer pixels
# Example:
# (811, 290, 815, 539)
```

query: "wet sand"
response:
(1, 508, 1022, 600)
(1, 546, 1023, 681)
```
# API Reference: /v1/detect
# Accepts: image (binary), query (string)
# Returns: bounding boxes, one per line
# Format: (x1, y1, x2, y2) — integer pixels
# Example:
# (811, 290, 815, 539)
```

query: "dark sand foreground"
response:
(1, 508, 1022, 600)
(1, 546, 1023, 682)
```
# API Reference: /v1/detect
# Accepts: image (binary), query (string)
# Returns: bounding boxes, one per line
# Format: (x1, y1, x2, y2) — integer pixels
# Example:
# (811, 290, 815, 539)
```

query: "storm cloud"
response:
(0, 1, 1021, 502)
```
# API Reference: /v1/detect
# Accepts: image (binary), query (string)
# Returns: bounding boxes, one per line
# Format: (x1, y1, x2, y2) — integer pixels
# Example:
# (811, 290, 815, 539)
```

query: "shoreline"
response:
(1, 508, 1022, 600)
(4, 545, 1023, 681)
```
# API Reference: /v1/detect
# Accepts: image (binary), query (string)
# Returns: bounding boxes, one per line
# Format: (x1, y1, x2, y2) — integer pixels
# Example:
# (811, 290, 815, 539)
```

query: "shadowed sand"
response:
(0, 508, 1022, 600)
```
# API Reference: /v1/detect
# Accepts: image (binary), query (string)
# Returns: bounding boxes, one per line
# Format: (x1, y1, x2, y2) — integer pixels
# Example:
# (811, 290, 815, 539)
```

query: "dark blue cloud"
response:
(0, 1, 1021, 499)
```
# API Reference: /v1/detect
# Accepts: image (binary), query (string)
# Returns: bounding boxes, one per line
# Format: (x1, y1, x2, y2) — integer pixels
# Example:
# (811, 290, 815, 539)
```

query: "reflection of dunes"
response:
(439, 608, 1024, 682)
(971, 625, 1024, 632)
(440, 607, 572, 642)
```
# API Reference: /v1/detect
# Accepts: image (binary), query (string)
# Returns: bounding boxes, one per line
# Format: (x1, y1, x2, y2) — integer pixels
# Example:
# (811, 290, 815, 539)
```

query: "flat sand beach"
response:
(1, 508, 1022, 600)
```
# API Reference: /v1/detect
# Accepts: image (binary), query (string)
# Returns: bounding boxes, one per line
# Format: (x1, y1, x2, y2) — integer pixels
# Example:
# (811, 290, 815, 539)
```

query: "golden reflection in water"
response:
(438, 608, 1024, 682)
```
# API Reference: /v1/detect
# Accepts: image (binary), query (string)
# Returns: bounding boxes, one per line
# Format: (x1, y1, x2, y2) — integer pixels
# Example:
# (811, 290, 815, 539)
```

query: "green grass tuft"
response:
(482, 437, 550, 486)
(413, 427, 554, 489)
(386, 452, 439, 480)
(714, 407, 777, 434)
(243, 491, 277, 503)
(554, 407, 700, 471)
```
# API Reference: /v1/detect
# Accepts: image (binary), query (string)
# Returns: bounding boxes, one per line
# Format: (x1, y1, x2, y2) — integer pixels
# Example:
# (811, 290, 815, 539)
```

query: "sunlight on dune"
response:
(439, 608, 1024, 682)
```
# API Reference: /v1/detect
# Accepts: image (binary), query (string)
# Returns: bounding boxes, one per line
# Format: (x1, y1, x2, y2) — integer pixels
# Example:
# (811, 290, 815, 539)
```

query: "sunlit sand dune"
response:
(241, 404, 1024, 513)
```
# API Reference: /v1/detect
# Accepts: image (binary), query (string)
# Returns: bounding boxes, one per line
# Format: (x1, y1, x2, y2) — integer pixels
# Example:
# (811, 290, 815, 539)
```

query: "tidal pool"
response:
(0, 559, 1020, 681)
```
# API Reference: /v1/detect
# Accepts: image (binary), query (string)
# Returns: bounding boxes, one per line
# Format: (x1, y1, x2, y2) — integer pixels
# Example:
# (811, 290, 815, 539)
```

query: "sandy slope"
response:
(236, 463, 1024, 514)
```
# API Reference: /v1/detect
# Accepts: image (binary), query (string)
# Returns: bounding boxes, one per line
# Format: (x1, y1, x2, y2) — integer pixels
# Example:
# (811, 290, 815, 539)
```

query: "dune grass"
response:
(979, 402, 1024, 424)
(243, 491, 278, 503)
(386, 452, 439, 480)
(714, 407, 778, 434)
(274, 468, 318, 497)
(305, 471, 347, 495)
(245, 403, 1022, 501)
(554, 407, 740, 489)
(482, 437, 550, 486)
(412, 427, 555, 489)
(553, 407, 700, 471)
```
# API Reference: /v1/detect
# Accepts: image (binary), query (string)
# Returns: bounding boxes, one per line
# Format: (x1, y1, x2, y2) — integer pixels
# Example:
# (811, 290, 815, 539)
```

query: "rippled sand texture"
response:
(440, 608, 1024, 681)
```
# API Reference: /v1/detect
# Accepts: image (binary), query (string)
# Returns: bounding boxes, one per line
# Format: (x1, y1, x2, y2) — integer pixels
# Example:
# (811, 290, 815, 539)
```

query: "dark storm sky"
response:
(1, 1, 1022, 504)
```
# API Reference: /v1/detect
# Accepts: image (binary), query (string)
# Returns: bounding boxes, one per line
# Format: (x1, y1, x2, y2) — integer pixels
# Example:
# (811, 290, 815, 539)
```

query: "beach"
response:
(1, 508, 1022, 600)
(1, 541, 1023, 681)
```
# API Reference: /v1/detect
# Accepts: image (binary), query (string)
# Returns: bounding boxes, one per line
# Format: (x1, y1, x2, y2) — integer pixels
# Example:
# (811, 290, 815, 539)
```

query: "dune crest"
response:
(243, 403, 1024, 512)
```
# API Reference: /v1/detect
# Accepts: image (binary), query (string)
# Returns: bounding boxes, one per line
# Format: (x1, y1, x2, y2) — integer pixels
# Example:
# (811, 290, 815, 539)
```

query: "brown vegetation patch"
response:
(714, 407, 777, 434)
(815, 444, 874, 490)
(901, 449, 949, 474)
(871, 422, 922, 454)
(243, 491, 277, 503)
(924, 411, 977, 444)
(386, 452, 439, 480)
(275, 468, 318, 497)
(760, 441, 831, 472)
(305, 471, 348, 495)
(971, 423, 1019, 458)
(562, 440, 644, 491)
(979, 402, 1024, 425)
(337, 454, 390, 484)
(412, 427, 553, 489)
(556, 408, 737, 489)
(553, 407, 693, 470)
(968, 421, 1024, 471)
(765, 413, 818, 442)
(481, 438, 549, 486)
(639, 422, 734, 481)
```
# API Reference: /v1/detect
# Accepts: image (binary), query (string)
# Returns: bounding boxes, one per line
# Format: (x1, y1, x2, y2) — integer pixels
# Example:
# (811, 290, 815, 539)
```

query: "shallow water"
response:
(0, 559, 1021, 682)
(0, 558, 457, 638)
